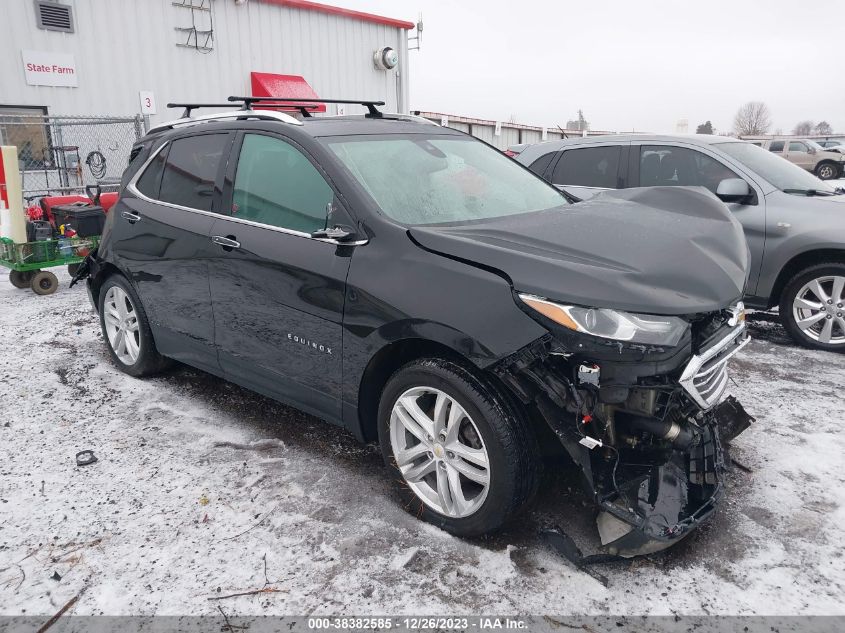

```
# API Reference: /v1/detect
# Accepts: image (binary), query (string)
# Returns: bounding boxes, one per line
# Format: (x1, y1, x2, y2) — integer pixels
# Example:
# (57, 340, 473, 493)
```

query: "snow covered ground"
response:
(1, 269, 844, 617)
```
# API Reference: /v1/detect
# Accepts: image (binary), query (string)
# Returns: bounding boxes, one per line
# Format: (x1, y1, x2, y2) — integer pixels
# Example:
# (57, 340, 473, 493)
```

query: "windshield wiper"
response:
(559, 188, 581, 204)
(782, 188, 839, 196)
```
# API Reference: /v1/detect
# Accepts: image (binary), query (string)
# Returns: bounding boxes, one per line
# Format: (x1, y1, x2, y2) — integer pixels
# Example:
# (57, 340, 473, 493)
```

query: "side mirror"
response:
(311, 224, 358, 243)
(715, 178, 750, 203)
(808, 147, 817, 155)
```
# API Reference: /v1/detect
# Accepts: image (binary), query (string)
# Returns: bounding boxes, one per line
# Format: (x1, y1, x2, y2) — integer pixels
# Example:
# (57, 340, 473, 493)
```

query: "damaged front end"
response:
(494, 308, 753, 558)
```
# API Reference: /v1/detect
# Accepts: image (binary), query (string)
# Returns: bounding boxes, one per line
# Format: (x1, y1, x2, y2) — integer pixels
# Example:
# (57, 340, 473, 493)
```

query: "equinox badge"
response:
(287, 333, 332, 355)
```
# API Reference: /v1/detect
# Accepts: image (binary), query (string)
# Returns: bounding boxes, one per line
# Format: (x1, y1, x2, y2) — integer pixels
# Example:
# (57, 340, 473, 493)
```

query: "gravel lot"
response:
(1, 269, 844, 617)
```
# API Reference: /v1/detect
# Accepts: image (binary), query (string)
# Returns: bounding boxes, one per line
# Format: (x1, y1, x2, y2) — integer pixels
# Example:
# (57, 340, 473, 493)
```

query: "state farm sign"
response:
(21, 50, 77, 87)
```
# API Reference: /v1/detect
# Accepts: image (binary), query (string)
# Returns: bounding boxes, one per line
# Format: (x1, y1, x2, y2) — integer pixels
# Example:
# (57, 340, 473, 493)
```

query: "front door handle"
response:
(211, 235, 240, 250)
(121, 211, 141, 224)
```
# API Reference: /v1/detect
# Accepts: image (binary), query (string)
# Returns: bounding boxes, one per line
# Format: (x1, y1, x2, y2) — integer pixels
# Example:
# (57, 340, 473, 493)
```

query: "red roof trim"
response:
(257, 0, 414, 30)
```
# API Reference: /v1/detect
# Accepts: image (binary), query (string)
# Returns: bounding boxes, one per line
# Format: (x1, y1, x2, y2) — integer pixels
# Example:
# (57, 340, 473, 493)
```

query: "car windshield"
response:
(717, 141, 838, 194)
(323, 134, 567, 225)
(806, 139, 825, 151)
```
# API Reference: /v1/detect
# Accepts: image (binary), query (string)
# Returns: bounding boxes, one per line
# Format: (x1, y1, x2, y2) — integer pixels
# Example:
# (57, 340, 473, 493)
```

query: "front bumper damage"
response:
(593, 417, 724, 557)
(494, 323, 754, 558)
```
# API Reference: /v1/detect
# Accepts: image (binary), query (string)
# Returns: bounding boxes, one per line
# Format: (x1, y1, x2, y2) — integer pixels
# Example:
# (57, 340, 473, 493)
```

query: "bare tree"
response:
(815, 121, 833, 135)
(733, 102, 772, 136)
(792, 120, 814, 136)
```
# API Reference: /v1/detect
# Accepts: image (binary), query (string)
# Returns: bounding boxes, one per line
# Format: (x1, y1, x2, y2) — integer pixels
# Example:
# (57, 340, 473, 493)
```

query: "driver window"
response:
(232, 134, 333, 233)
(639, 145, 739, 194)
(788, 142, 807, 153)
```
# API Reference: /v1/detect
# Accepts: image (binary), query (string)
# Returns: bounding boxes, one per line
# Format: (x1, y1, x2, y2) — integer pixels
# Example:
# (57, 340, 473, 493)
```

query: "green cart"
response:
(0, 236, 99, 295)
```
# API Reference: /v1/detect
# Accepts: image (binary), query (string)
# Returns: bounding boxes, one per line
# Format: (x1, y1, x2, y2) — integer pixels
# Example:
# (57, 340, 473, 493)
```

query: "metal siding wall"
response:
(472, 125, 494, 144)
(447, 122, 470, 133)
(522, 130, 541, 144)
(499, 127, 520, 149)
(0, 0, 407, 121)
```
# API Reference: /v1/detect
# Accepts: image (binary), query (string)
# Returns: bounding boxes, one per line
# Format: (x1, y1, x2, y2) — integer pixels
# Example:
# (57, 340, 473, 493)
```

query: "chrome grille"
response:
(680, 324, 749, 409)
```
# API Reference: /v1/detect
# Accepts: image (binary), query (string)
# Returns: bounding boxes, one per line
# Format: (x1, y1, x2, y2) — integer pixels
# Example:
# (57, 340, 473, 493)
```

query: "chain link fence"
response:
(0, 114, 144, 201)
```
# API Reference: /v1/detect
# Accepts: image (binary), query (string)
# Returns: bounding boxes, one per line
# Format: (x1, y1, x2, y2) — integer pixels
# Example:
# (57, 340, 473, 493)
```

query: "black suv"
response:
(77, 97, 752, 557)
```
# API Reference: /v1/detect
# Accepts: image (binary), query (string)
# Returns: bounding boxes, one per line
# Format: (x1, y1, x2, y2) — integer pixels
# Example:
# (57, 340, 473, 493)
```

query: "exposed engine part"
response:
(577, 362, 600, 387)
(621, 388, 658, 417)
(619, 414, 697, 450)
(492, 332, 754, 558)
(599, 404, 618, 447)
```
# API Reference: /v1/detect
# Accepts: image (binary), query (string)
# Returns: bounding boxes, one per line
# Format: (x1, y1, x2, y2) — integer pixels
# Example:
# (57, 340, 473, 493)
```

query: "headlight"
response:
(519, 294, 689, 346)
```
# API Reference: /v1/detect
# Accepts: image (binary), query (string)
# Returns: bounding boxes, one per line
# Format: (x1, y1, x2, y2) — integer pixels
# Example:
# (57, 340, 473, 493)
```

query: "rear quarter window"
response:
(551, 146, 621, 188)
(527, 152, 556, 178)
(122, 143, 152, 189)
(135, 145, 167, 199)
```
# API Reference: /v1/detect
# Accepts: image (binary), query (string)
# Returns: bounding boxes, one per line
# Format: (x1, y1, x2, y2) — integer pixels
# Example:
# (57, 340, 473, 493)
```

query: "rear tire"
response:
(98, 274, 172, 376)
(378, 358, 539, 537)
(9, 270, 33, 289)
(815, 162, 839, 180)
(780, 262, 845, 352)
(30, 271, 58, 295)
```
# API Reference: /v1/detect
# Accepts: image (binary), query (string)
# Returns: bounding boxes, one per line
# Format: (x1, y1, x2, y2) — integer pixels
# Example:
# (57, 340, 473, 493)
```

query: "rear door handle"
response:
(121, 211, 141, 223)
(211, 235, 240, 250)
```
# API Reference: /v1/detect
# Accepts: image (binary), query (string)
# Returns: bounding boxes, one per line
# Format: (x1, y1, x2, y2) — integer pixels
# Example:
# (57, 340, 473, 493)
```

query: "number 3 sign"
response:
(139, 91, 157, 115)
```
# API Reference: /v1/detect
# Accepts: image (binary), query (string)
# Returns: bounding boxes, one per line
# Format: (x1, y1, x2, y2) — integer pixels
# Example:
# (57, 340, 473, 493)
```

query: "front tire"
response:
(378, 358, 539, 537)
(98, 275, 171, 376)
(815, 162, 839, 180)
(780, 263, 845, 351)
(31, 271, 58, 295)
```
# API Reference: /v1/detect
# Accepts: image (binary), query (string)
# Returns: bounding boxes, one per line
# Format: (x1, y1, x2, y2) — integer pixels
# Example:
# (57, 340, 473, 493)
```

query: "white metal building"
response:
(415, 111, 617, 152)
(1, 0, 414, 123)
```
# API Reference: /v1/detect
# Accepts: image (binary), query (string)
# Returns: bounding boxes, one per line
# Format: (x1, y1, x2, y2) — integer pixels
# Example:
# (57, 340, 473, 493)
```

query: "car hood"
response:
(408, 186, 750, 316)
(819, 150, 845, 160)
(774, 191, 845, 206)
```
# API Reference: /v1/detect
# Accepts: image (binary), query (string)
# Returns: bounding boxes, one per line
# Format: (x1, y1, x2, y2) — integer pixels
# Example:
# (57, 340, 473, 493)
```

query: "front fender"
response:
(757, 231, 845, 301)
(340, 233, 549, 438)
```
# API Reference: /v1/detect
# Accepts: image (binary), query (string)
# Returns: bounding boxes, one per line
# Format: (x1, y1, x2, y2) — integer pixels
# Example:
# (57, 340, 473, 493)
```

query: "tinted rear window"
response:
(158, 134, 230, 211)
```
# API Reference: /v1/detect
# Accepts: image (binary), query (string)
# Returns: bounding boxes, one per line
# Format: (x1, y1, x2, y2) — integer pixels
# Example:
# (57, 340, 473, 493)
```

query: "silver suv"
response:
(512, 135, 845, 351)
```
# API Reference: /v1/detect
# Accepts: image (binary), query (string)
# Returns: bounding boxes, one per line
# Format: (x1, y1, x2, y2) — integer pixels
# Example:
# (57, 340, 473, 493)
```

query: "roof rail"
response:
(167, 103, 238, 118)
(382, 112, 440, 126)
(150, 108, 303, 134)
(227, 96, 386, 118)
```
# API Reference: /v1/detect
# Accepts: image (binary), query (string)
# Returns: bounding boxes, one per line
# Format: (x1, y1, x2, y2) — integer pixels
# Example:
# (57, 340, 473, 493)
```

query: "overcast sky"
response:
(332, 0, 844, 134)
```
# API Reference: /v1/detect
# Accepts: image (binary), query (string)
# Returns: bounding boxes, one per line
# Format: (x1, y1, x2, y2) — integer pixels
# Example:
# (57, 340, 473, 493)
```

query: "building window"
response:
(0, 106, 51, 170)
(34, 0, 75, 33)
